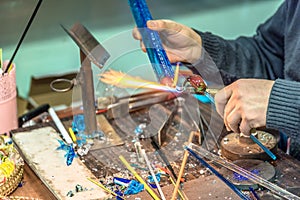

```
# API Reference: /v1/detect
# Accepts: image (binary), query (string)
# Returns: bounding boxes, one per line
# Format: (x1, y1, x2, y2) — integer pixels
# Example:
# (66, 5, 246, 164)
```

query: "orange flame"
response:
(99, 69, 178, 92)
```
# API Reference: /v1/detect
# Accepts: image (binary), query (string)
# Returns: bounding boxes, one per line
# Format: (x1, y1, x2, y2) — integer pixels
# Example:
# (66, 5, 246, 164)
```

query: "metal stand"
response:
(61, 23, 110, 136)
(79, 50, 98, 135)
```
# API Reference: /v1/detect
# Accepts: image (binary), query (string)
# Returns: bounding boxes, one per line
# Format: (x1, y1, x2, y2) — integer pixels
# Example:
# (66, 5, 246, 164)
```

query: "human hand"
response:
(132, 19, 202, 64)
(214, 79, 274, 135)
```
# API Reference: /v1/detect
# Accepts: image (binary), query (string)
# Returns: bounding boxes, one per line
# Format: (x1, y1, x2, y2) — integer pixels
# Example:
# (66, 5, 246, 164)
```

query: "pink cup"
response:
(0, 61, 18, 134)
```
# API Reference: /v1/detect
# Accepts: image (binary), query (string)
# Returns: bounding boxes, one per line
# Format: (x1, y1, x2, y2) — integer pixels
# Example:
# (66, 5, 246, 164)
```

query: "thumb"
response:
(147, 19, 182, 34)
(146, 20, 161, 30)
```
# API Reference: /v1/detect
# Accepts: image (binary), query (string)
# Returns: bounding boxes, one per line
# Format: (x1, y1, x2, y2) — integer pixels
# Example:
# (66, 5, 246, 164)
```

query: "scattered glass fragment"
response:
(124, 180, 144, 195)
(66, 190, 74, 197)
(72, 114, 86, 133)
(113, 177, 131, 187)
(148, 172, 161, 183)
(75, 184, 84, 192)
(56, 140, 76, 166)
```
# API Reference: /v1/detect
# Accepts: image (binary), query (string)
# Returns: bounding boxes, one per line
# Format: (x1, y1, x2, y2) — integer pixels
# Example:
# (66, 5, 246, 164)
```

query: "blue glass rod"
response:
(128, 0, 174, 82)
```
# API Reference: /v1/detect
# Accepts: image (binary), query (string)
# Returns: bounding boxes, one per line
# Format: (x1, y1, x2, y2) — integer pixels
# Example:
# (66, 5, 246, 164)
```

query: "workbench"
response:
(9, 148, 300, 200)
(8, 97, 300, 200)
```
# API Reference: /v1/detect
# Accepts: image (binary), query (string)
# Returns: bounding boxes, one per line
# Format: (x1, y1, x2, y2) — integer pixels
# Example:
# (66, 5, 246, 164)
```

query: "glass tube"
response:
(128, 0, 174, 82)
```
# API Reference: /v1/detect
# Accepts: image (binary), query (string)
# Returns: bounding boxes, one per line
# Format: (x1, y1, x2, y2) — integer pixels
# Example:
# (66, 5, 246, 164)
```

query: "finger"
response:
(239, 119, 252, 136)
(223, 97, 238, 131)
(147, 19, 182, 33)
(139, 41, 147, 53)
(132, 26, 147, 53)
(214, 86, 233, 118)
(132, 26, 142, 40)
(133, 28, 146, 53)
(226, 109, 241, 133)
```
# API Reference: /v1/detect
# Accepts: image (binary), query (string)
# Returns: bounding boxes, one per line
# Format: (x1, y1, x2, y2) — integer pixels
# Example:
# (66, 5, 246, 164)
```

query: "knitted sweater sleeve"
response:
(194, 1, 285, 81)
(267, 79, 300, 139)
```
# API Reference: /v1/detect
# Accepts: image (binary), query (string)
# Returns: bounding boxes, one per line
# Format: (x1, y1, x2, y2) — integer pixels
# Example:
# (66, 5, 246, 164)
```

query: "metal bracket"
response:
(62, 23, 110, 135)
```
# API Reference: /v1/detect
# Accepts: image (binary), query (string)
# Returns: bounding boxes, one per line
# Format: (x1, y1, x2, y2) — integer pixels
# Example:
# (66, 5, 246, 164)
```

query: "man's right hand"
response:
(132, 19, 203, 64)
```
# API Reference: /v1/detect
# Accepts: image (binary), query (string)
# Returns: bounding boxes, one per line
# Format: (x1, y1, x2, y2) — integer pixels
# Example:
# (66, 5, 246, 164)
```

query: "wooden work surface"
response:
(9, 150, 300, 200)
(8, 97, 300, 199)
(11, 164, 241, 200)
(10, 163, 57, 199)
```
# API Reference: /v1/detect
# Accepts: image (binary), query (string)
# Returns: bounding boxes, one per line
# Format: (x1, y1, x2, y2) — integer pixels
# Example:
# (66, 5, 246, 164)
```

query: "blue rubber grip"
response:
(128, 0, 174, 82)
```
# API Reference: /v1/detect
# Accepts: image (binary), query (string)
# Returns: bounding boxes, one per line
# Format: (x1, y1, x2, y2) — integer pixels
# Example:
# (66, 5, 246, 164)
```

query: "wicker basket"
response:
(0, 163, 24, 196)
(0, 136, 24, 197)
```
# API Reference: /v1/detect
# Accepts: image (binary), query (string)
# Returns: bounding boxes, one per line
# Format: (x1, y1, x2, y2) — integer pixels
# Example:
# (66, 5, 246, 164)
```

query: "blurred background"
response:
(0, 0, 282, 99)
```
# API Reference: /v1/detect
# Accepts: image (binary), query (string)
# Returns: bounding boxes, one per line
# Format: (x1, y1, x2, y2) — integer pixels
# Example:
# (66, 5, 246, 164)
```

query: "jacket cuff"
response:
(266, 79, 300, 134)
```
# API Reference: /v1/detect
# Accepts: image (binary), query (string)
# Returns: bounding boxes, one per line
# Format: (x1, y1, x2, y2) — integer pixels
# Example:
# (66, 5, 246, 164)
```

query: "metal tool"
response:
(51, 23, 110, 136)
(18, 104, 50, 127)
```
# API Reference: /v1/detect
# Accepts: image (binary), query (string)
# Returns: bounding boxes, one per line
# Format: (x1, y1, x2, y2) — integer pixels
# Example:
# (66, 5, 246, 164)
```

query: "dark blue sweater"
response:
(196, 0, 300, 157)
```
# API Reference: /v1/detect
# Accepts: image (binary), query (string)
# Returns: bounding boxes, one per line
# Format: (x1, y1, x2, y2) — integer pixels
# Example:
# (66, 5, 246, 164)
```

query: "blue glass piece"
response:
(134, 126, 143, 135)
(65, 145, 76, 166)
(250, 134, 277, 160)
(128, 0, 174, 82)
(193, 94, 211, 104)
(149, 183, 157, 189)
(249, 187, 260, 200)
(147, 172, 161, 183)
(56, 140, 76, 166)
(124, 180, 144, 195)
(72, 114, 86, 132)
(204, 91, 215, 104)
(115, 190, 124, 200)
(113, 177, 131, 186)
(56, 139, 68, 151)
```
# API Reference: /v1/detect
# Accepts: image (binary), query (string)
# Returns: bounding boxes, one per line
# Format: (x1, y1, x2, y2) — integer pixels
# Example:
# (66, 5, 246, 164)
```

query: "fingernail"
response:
(226, 126, 230, 131)
(147, 20, 155, 27)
